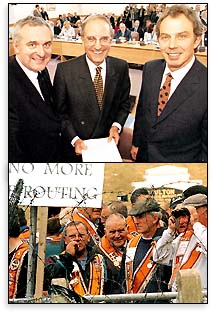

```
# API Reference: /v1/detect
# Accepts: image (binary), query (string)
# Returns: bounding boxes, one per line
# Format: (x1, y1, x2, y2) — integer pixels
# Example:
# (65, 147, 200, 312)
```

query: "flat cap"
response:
(183, 193, 207, 207)
(129, 198, 160, 216)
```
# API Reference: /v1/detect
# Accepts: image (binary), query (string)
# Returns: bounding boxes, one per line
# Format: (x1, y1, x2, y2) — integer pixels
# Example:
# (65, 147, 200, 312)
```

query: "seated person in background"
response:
(130, 19, 144, 40)
(144, 22, 157, 44)
(75, 20, 82, 37)
(58, 20, 75, 38)
(114, 22, 132, 41)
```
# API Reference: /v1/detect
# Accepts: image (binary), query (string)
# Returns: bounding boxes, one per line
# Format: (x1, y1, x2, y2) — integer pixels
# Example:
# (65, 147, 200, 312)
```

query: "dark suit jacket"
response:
(53, 54, 131, 161)
(9, 56, 62, 162)
(130, 26, 144, 40)
(114, 29, 132, 41)
(133, 58, 207, 162)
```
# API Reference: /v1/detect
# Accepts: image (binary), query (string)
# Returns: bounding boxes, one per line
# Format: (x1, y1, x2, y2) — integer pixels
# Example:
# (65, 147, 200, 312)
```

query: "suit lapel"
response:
(154, 61, 200, 125)
(103, 57, 118, 113)
(78, 55, 100, 117)
(12, 58, 57, 119)
(149, 62, 165, 124)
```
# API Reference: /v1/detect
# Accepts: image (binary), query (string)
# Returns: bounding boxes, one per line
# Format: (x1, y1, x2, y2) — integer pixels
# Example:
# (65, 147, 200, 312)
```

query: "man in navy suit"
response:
(114, 22, 132, 41)
(9, 16, 62, 162)
(54, 14, 131, 161)
(131, 4, 207, 162)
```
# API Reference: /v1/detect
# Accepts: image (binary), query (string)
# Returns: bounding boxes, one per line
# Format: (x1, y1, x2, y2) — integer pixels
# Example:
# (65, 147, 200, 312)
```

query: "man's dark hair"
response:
(47, 217, 61, 235)
(130, 188, 149, 204)
(171, 207, 190, 221)
(18, 208, 27, 227)
(183, 185, 207, 198)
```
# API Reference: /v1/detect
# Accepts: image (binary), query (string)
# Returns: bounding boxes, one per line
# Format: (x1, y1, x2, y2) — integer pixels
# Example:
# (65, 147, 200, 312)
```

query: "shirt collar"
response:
(86, 55, 106, 72)
(15, 55, 39, 80)
(164, 55, 195, 81)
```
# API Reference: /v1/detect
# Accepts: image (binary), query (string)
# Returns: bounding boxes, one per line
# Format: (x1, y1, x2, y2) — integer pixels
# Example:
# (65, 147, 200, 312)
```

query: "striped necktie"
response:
(93, 66, 103, 110)
(157, 73, 173, 116)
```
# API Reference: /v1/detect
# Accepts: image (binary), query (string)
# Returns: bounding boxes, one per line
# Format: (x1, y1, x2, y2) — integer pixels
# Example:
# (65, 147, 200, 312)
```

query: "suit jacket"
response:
(114, 29, 132, 41)
(9, 56, 62, 162)
(133, 58, 207, 162)
(53, 54, 131, 161)
(130, 26, 144, 39)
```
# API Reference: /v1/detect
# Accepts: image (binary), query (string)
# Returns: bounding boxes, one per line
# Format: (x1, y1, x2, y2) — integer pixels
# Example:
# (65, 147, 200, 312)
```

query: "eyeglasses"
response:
(65, 233, 88, 240)
(85, 36, 111, 46)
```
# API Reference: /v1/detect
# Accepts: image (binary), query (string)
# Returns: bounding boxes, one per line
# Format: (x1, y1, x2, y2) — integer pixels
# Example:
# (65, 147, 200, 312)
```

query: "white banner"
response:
(9, 163, 105, 208)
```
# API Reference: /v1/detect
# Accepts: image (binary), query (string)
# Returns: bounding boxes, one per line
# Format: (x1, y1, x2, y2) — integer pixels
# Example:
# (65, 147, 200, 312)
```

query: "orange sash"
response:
(169, 230, 202, 288)
(125, 235, 156, 293)
(9, 241, 28, 299)
(99, 235, 123, 269)
(72, 212, 100, 245)
(126, 216, 138, 236)
(69, 254, 105, 296)
(19, 229, 30, 241)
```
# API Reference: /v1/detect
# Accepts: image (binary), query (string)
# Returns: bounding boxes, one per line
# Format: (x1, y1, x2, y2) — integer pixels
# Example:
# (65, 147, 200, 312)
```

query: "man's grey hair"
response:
(81, 14, 114, 38)
(12, 15, 53, 44)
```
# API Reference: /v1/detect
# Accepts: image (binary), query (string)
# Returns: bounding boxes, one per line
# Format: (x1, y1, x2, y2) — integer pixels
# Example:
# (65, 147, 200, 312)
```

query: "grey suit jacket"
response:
(133, 58, 207, 162)
(53, 54, 131, 144)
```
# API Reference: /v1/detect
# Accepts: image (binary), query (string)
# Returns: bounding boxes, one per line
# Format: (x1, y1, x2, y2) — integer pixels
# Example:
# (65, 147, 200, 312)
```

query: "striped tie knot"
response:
(93, 66, 104, 110)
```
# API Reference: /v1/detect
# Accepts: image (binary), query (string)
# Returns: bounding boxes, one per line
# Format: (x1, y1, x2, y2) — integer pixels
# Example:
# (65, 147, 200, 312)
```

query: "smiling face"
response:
(82, 18, 112, 66)
(158, 14, 201, 71)
(105, 215, 128, 249)
(14, 24, 52, 72)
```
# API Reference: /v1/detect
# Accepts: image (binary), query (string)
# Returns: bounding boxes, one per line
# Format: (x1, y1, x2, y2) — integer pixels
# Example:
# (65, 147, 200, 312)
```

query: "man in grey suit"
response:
(53, 14, 131, 161)
(9, 16, 61, 162)
(131, 4, 207, 162)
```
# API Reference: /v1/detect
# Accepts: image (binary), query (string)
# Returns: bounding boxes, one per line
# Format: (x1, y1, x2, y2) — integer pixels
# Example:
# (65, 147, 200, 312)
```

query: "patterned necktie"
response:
(93, 66, 104, 110)
(37, 71, 53, 106)
(157, 73, 173, 116)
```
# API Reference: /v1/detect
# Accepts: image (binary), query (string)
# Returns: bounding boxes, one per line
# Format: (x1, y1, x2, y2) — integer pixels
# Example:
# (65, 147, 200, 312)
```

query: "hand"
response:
(108, 126, 120, 145)
(168, 216, 176, 232)
(66, 240, 79, 256)
(74, 139, 87, 155)
(187, 206, 199, 227)
(131, 145, 139, 161)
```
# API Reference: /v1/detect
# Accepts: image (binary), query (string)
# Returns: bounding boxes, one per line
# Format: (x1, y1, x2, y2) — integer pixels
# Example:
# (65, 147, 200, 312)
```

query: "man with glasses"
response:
(44, 221, 107, 296)
(53, 14, 131, 161)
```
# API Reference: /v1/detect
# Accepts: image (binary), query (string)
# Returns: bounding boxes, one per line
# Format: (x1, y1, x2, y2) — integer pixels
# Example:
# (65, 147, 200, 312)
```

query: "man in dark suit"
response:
(131, 4, 207, 162)
(54, 14, 131, 161)
(130, 19, 144, 40)
(114, 22, 132, 41)
(9, 16, 61, 162)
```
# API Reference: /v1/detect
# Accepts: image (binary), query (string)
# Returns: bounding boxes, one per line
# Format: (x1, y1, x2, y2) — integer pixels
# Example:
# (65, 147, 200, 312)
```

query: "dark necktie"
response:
(157, 73, 173, 116)
(93, 66, 103, 110)
(37, 71, 53, 106)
